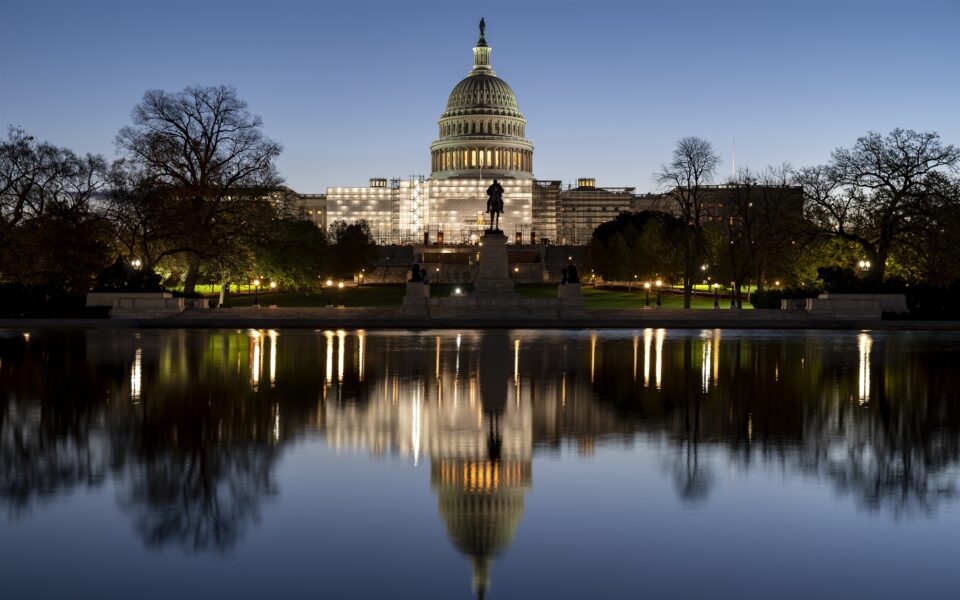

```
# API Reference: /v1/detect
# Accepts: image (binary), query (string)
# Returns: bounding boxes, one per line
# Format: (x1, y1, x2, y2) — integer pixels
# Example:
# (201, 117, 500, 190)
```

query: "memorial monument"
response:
(471, 180, 519, 299)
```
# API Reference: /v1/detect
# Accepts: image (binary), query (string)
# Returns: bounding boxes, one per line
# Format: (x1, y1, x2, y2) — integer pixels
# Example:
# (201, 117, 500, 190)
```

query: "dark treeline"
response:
(0, 85, 377, 315)
(587, 130, 960, 311)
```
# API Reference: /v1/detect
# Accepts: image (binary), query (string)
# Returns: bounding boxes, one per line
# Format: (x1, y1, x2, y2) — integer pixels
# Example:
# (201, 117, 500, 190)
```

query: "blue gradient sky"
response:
(2, 0, 957, 192)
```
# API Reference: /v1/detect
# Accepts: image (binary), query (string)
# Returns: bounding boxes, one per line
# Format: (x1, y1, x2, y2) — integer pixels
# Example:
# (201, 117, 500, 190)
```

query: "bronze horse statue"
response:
(486, 179, 504, 231)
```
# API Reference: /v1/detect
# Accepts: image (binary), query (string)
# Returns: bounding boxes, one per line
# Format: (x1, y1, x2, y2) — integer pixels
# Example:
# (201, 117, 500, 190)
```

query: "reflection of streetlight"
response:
(644, 282, 651, 307)
(713, 282, 720, 309)
(252, 278, 261, 307)
(337, 281, 344, 306)
(655, 279, 663, 307)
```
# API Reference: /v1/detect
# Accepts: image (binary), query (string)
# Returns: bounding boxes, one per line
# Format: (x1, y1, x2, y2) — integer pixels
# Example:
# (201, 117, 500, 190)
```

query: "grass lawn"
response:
(206, 283, 752, 309)
(212, 285, 405, 308)
(517, 284, 752, 309)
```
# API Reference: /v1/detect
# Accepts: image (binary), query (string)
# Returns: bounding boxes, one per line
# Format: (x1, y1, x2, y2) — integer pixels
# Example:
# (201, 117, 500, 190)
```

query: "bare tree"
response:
(1, 126, 107, 232)
(656, 137, 721, 308)
(116, 86, 283, 294)
(799, 129, 959, 282)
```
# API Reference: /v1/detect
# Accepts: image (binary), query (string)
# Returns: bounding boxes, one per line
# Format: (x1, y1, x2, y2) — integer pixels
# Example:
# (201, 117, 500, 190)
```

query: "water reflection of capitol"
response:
(301, 329, 654, 597)
(125, 327, 921, 594)
(321, 331, 544, 598)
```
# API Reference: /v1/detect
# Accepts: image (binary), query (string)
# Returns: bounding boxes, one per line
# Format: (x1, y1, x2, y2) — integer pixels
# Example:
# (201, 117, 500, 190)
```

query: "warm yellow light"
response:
(253, 279, 261, 287)
(655, 280, 662, 287)
(713, 283, 719, 289)
(338, 282, 344, 289)
(644, 282, 650, 289)
(514, 267, 519, 272)
(269, 281, 277, 289)
(326, 279, 333, 287)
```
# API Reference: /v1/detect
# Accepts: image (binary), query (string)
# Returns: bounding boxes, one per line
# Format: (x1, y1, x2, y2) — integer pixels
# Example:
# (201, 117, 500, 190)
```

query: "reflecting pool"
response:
(1, 329, 958, 599)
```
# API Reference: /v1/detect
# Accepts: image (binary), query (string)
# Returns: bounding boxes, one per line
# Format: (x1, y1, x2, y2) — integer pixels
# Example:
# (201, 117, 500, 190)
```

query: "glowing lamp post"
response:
(713, 283, 720, 309)
(858, 259, 872, 273)
(131, 259, 142, 269)
(252, 278, 261, 308)
(325, 279, 333, 306)
(337, 281, 344, 307)
(644, 282, 651, 307)
(655, 279, 662, 307)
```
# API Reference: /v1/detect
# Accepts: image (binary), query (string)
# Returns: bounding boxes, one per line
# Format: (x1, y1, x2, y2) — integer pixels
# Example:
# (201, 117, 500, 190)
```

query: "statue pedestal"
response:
(557, 282, 585, 305)
(402, 281, 430, 316)
(472, 231, 518, 299)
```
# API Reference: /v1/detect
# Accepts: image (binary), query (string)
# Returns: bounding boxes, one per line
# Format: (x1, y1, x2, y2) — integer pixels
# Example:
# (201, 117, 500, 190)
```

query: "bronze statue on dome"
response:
(479, 18, 485, 38)
(485, 179, 504, 232)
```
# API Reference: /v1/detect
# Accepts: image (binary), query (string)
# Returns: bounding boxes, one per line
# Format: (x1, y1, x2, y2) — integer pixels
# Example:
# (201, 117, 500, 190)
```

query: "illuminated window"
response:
(471, 149, 476, 167)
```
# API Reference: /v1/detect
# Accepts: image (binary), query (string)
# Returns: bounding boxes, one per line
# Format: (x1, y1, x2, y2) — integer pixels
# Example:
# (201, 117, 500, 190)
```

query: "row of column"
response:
(441, 120, 524, 137)
(432, 147, 532, 173)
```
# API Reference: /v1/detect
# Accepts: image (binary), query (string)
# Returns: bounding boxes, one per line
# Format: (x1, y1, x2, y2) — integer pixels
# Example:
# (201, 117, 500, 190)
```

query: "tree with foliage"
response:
(328, 220, 378, 279)
(115, 85, 284, 294)
(255, 218, 330, 290)
(655, 137, 721, 308)
(798, 129, 960, 283)
(586, 211, 685, 282)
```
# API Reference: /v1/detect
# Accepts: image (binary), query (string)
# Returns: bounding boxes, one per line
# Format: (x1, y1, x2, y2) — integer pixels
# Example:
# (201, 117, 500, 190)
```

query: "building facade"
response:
(307, 24, 801, 249)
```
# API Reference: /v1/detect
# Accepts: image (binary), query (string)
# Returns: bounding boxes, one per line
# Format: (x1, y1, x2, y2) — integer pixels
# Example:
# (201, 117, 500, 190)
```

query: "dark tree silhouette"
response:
(656, 137, 721, 308)
(116, 85, 284, 294)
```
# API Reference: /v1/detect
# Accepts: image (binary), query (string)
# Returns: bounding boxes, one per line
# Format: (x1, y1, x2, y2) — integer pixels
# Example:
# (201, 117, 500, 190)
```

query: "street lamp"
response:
(252, 278, 261, 308)
(655, 279, 663, 307)
(775, 280, 781, 289)
(858, 259, 872, 272)
(325, 279, 333, 306)
(131, 259, 142, 269)
(337, 281, 344, 306)
(644, 282, 651, 307)
(713, 282, 720, 309)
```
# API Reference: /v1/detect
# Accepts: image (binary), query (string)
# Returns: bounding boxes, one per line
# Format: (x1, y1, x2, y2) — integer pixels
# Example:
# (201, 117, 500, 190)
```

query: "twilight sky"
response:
(2, 0, 957, 192)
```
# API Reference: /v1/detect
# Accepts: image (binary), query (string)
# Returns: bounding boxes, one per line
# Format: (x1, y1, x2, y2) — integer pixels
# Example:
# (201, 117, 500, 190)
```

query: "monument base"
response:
(472, 231, 518, 299)
(403, 281, 430, 316)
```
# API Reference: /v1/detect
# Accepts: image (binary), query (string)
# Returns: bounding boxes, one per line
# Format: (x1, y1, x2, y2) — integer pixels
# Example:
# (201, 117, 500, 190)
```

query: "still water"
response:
(1, 328, 958, 599)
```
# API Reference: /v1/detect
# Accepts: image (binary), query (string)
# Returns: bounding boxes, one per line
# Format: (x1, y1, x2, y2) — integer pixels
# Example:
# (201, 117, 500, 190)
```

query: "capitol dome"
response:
(430, 22, 534, 180)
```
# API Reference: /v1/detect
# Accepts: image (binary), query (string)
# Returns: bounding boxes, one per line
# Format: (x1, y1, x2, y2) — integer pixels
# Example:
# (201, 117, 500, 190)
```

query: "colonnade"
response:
(432, 147, 532, 173)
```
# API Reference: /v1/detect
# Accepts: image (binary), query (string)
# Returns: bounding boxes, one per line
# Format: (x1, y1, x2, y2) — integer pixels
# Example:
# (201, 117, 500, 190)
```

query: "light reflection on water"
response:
(0, 328, 958, 599)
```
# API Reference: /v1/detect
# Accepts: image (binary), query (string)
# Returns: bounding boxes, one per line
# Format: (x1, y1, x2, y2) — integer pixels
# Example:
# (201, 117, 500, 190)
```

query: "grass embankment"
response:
(516, 284, 751, 309)
(215, 285, 404, 308)
(208, 284, 751, 309)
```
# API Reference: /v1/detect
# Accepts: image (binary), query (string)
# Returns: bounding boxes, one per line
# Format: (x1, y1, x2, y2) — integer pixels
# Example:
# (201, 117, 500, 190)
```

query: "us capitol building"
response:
(298, 22, 657, 247)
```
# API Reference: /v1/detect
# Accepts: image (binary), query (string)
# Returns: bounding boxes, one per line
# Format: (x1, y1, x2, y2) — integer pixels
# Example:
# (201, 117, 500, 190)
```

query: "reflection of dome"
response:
(430, 22, 534, 180)
(433, 459, 531, 599)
